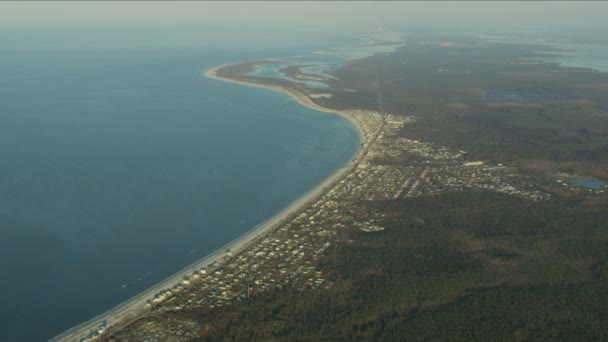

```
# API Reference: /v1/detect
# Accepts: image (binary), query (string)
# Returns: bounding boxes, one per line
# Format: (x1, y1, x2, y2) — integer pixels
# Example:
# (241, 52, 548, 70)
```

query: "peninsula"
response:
(60, 30, 608, 341)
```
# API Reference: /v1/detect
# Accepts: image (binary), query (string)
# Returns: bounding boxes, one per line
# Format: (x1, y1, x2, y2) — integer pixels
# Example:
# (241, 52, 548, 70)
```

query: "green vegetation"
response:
(176, 192, 608, 341)
(189, 34, 608, 339)
(325, 34, 608, 178)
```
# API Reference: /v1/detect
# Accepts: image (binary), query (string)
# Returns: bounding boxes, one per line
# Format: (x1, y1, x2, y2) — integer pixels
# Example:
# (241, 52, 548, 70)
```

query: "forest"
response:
(176, 192, 608, 340)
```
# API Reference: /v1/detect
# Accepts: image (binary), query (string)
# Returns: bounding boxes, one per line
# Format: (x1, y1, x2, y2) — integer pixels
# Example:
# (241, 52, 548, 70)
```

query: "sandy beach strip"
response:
(52, 63, 365, 342)
(51, 163, 351, 341)
(50, 159, 352, 342)
(205, 64, 366, 142)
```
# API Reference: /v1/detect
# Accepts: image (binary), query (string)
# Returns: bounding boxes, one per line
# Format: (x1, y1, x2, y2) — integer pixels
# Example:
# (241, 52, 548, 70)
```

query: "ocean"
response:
(548, 42, 608, 72)
(0, 26, 361, 341)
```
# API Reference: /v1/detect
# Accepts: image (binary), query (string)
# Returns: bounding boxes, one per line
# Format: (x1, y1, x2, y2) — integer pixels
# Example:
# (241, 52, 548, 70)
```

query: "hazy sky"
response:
(0, 1, 607, 28)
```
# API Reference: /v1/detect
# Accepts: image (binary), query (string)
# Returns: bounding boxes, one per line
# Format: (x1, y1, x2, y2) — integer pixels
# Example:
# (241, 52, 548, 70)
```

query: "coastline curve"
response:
(51, 64, 365, 342)
(205, 64, 366, 143)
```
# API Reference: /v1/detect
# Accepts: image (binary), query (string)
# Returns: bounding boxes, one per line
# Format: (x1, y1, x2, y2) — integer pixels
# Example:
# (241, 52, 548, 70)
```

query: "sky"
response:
(0, 1, 607, 29)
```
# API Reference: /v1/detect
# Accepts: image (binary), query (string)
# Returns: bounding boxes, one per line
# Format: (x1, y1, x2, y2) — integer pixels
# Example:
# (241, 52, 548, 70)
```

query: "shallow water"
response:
(572, 178, 606, 190)
(248, 29, 402, 88)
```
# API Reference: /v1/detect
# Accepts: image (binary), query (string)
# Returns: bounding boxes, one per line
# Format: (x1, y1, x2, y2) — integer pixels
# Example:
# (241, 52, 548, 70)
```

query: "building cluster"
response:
(343, 110, 547, 201)
(78, 321, 106, 342)
(328, 110, 546, 203)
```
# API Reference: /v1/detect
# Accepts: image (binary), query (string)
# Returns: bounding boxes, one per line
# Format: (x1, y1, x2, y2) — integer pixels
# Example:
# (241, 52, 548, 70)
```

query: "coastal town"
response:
(7, 12, 601, 339)
(5, 0, 608, 339)
(97, 89, 553, 340)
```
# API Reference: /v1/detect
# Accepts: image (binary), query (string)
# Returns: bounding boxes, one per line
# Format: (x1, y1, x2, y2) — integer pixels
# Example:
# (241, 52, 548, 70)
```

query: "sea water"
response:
(0, 26, 360, 341)
(547, 42, 608, 72)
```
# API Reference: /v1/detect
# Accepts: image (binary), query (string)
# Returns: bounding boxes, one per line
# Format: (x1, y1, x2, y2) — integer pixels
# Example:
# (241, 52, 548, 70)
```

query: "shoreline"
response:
(51, 64, 366, 342)
(205, 64, 367, 143)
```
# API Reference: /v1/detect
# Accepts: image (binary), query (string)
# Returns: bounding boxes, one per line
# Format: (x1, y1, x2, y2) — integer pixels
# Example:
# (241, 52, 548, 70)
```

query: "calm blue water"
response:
(572, 178, 606, 190)
(0, 26, 360, 341)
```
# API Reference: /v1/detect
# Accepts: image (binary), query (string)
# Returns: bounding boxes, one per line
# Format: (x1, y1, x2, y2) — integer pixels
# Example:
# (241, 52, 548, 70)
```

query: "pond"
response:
(572, 178, 606, 190)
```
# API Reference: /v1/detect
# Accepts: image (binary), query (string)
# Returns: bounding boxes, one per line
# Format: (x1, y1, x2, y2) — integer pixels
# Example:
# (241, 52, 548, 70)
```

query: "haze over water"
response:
(0, 26, 360, 341)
